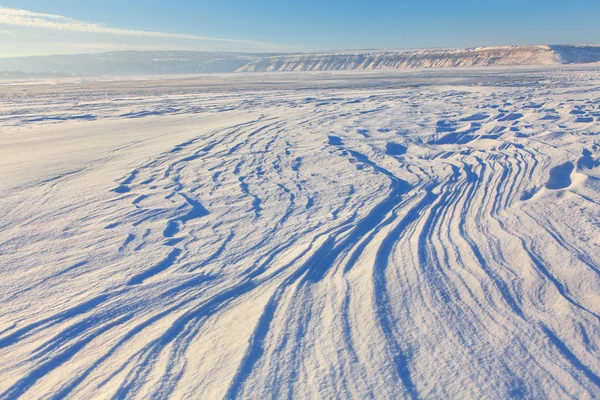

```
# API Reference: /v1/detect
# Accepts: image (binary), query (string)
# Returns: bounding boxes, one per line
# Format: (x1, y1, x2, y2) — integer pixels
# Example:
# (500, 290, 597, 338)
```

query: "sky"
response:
(1, 0, 600, 57)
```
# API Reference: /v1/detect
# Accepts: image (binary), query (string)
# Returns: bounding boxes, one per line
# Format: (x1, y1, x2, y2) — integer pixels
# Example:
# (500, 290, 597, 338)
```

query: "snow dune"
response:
(0, 68, 599, 398)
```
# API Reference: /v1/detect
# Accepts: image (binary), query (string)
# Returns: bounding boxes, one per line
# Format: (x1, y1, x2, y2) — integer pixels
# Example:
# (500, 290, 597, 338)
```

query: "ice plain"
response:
(0, 66, 600, 399)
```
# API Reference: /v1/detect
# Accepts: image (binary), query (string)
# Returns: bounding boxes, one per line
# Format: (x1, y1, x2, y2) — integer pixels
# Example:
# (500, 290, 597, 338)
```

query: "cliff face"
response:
(237, 45, 600, 72)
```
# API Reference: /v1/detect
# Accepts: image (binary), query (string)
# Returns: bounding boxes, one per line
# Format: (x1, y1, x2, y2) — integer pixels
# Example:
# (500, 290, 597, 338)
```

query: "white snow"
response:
(0, 67, 599, 399)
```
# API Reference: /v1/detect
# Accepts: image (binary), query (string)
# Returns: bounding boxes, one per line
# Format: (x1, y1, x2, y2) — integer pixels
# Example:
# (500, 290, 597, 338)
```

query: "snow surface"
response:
(0, 67, 600, 399)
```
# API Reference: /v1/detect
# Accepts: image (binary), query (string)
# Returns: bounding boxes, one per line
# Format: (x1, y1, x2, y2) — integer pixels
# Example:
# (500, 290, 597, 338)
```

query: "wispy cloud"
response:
(0, 7, 295, 56)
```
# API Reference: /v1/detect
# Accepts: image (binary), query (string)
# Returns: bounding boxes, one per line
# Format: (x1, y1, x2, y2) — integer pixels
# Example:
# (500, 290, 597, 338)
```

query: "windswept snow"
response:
(0, 67, 600, 399)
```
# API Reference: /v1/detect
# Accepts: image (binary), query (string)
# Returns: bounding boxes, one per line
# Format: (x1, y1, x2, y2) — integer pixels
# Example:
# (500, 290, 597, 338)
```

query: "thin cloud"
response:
(0, 7, 287, 48)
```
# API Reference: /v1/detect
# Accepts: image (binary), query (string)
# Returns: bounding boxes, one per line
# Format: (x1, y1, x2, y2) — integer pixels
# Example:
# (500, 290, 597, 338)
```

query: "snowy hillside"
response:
(551, 45, 600, 64)
(238, 45, 600, 72)
(0, 68, 599, 398)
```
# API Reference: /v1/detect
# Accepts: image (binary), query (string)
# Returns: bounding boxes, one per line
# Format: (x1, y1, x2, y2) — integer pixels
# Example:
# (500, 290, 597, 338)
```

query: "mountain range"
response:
(1, 45, 599, 78)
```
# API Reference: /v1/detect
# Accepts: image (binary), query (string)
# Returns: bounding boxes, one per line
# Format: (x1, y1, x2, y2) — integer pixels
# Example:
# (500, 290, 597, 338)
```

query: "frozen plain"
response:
(0, 67, 599, 399)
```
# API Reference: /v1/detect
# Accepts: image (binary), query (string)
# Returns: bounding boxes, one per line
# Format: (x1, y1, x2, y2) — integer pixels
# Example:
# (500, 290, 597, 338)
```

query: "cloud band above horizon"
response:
(0, 7, 295, 57)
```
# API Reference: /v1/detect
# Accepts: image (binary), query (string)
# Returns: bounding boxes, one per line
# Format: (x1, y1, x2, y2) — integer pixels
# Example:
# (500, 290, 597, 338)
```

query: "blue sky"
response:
(1, 0, 599, 57)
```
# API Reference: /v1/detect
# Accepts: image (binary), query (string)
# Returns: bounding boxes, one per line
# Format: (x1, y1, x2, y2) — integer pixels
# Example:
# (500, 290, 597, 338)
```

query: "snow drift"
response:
(0, 68, 599, 399)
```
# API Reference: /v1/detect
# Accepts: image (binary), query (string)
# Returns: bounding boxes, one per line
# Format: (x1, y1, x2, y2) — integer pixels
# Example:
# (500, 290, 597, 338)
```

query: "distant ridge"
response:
(1, 45, 600, 78)
(237, 45, 600, 72)
(0, 51, 264, 77)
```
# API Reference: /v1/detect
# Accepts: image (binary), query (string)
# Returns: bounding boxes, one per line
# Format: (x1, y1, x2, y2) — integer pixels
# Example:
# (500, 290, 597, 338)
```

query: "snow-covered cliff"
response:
(237, 45, 600, 72)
